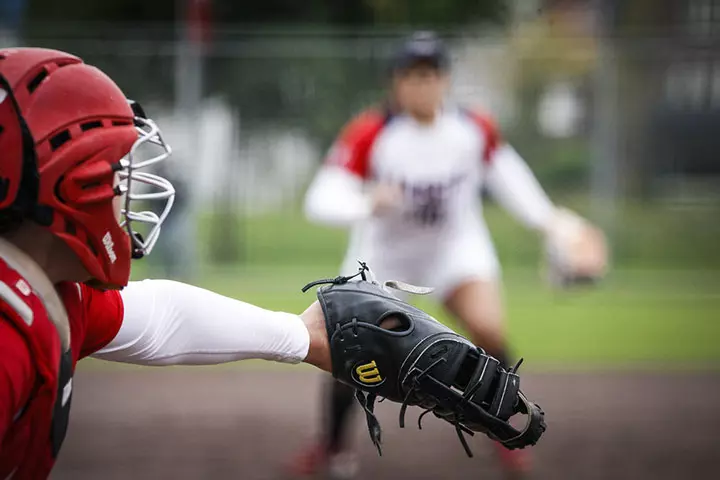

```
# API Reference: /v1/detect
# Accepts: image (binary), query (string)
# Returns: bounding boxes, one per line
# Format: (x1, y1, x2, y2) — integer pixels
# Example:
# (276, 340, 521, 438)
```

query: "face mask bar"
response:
(117, 103, 175, 260)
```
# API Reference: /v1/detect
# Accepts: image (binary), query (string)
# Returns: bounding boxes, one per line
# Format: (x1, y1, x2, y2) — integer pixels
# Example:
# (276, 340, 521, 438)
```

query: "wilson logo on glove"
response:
(354, 360, 384, 385)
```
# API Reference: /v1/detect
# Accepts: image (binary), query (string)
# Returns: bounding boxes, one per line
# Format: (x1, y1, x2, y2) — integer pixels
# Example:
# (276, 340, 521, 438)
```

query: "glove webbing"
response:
(355, 356, 528, 458)
(353, 356, 481, 457)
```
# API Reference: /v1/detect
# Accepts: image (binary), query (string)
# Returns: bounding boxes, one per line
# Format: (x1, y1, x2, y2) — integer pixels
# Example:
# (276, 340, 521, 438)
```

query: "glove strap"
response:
(354, 390, 383, 456)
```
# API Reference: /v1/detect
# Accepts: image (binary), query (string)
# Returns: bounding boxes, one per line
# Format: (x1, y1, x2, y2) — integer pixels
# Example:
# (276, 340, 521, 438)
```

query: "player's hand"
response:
(299, 299, 402, 373)
(299, 301, 332, 372)
(370, 183, 404, 216)
(544, 208, 609, 287)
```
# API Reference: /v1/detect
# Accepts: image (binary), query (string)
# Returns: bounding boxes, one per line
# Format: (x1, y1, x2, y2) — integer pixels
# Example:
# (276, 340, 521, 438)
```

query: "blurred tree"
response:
(505, 4, 599, 191)
(26, 0, 505, 26)
(0, 0, 26, 29)
(366, 0, 505, 25)
(606, 0, 715, 197)
(26, 0, 173, 22)
(25, 0, 508, 140)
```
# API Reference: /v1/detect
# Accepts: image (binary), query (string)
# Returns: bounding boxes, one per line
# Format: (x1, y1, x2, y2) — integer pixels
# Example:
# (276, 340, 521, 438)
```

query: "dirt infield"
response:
(52, 369, 719, 480)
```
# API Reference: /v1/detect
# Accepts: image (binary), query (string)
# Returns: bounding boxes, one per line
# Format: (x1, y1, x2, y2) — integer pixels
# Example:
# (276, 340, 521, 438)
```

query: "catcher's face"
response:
(393, 63, 448, 120)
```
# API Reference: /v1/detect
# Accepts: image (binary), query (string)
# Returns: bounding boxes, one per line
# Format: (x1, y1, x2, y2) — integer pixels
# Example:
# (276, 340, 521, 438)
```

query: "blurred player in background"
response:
(0, 47, 342, 479)
(294, 31, 608, 479)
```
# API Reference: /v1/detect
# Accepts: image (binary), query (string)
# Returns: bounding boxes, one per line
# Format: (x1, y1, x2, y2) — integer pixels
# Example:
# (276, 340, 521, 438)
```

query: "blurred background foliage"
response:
(25, 0, 506, 25)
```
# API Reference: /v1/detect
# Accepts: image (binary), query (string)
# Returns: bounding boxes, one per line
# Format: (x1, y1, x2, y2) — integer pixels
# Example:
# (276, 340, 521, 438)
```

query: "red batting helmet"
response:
(0, 48, 174, 288)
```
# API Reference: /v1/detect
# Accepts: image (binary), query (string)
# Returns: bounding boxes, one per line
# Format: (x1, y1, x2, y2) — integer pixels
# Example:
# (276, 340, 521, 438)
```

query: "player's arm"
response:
(89, 280, 330, 371)
(304, 166, 373, 226)
(467, 111, 555, 230)
(484, 143, 556, 232)
(0, 318, 35, 443)
(304, 110, 401, 226)
(473, 111, 608, 284)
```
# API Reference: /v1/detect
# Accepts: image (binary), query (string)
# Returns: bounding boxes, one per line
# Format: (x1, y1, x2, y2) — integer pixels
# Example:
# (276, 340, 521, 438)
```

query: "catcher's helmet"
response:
(0, 48, 174, 288)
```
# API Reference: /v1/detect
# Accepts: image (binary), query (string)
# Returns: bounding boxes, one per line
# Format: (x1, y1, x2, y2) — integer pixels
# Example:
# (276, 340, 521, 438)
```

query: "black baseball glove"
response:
(302, 263, 546, 457)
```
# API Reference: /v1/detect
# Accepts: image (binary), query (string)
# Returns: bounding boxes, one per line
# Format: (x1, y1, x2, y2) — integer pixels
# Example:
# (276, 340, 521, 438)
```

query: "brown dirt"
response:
(51, 369, 720, 480)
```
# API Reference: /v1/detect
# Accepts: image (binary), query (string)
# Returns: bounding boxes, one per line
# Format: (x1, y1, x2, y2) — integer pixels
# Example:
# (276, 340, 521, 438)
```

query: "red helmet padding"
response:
(0, 48, 139, 287)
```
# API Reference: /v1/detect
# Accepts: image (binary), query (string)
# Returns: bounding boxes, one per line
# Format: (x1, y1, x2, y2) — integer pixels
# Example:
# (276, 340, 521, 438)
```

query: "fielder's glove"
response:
(302, 263, 546, 457)
(544, 207, 609, 288)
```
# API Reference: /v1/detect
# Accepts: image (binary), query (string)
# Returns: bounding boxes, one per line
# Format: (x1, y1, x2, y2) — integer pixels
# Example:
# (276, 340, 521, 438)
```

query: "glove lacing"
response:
(301, 262, 370, 292)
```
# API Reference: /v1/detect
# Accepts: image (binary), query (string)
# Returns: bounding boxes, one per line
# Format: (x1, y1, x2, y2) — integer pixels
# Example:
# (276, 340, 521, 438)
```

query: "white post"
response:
(170, 0, 206, 280)
(590, 0, 619, 236)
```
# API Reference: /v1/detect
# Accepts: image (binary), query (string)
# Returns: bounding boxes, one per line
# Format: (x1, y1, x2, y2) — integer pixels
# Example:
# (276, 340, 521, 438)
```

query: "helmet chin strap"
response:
(131, 232, 145, 259)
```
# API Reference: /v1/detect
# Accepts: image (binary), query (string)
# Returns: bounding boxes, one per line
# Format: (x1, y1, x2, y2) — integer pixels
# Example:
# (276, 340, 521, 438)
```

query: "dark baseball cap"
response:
(391, 31, 450, 72)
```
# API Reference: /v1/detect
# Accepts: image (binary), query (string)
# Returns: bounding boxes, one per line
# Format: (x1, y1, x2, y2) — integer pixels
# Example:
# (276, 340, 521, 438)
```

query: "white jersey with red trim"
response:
(305, 105, 555, 297)
(372, 108, 490, 224)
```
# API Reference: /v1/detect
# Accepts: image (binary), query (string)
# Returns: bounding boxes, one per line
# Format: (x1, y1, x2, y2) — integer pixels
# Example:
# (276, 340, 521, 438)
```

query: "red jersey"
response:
(0, 256, 124, 479)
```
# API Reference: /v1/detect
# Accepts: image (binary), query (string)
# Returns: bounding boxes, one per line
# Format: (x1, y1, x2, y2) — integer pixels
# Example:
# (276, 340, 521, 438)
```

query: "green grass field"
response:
(186, 265, 720, 369)
(198, 201, 720, 271)
(110, 202, 720, 372)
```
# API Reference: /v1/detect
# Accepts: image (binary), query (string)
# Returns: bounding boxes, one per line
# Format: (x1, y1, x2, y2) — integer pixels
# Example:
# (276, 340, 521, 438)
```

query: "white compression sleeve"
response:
(485, 144, 556, 232)
(304, 166, 372, 227)
(92, 280, 310, 366)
